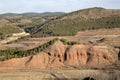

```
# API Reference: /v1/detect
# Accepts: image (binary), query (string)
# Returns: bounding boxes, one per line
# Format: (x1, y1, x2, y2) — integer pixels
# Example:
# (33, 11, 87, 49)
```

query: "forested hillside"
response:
(31, 7, 120, 37)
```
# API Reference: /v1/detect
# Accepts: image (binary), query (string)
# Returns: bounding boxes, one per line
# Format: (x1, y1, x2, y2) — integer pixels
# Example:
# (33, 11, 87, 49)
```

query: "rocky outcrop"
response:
(0, 41, 119, 69)
(64, 45, 88, 66)
(86, 46, 118, 66)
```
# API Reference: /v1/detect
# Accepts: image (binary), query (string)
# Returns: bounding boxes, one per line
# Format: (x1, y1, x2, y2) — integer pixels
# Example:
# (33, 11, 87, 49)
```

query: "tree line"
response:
(0, 38, 79, 61)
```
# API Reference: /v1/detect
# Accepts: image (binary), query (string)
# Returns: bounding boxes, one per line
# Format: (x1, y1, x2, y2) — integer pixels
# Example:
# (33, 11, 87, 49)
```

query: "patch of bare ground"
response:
(0, 32, 29, 44)
(77, 28, 120, 36)
(0, 37, 55, 50)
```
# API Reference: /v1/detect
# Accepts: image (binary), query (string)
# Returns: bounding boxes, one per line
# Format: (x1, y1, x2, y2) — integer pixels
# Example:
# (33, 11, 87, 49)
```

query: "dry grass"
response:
(0, 70, 55, 80)
(0, 69, 119, 80)
(59, 69, 120, 80)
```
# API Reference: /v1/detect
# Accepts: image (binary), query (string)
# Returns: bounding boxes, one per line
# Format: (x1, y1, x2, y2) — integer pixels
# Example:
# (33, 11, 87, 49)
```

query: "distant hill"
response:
(22, 12, 65, 17)
(0, 12, 65, 18)
(0, 13, 21, 19)
(31, 7, 120, 37)
(40, 12, 66, 16)
(0, 12, 65, 39)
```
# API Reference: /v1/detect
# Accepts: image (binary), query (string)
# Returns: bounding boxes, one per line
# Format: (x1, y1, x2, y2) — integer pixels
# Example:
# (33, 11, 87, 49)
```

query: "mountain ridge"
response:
(0, 12, 65, 18)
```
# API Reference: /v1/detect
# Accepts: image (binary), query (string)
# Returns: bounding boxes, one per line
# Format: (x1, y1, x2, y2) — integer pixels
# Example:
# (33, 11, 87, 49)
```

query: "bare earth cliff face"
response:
(0, 41, 119, 70)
